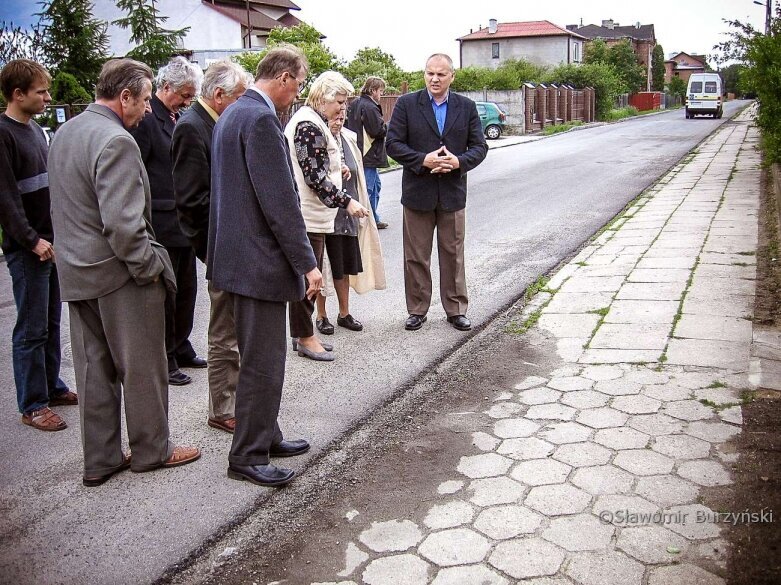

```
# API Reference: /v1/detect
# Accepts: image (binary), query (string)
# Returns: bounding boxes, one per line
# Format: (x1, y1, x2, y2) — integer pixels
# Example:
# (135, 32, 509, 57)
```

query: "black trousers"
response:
(164, 246, 197, 371)
(288, 233, 325, 338)
(229, 293, 286, 466)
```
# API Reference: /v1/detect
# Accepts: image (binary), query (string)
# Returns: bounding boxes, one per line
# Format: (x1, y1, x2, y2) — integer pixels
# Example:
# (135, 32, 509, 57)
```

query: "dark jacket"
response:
(131, 95, 189, 248)
(208, 90, 316, 302)
(346, 94, 388, 168)
(386, 90, 487, 212)
(171, 100, 215, 263)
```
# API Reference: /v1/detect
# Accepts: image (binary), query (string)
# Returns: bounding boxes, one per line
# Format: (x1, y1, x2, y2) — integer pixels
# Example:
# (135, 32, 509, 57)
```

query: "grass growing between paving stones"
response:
(505, 275, 553, 335)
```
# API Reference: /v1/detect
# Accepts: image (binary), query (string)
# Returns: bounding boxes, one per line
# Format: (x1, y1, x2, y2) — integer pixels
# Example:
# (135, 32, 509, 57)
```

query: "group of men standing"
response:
(0, 46, 486, 489)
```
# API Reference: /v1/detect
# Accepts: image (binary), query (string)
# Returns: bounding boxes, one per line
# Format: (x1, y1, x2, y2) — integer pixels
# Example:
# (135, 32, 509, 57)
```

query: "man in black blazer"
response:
(132, 56, 205, 386)
(209, 46, 319, 487)
(171, 61, 249, 434)
(386, 53, 487, 332)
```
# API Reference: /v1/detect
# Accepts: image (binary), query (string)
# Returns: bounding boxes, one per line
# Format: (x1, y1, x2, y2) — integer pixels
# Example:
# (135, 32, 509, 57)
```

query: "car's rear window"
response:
(690, 81, 703, 93)
(705, 81, 718, 93)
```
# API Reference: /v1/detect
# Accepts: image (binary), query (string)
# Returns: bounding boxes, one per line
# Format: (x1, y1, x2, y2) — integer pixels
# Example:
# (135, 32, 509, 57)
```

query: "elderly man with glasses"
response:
(131, 56, 206, 388)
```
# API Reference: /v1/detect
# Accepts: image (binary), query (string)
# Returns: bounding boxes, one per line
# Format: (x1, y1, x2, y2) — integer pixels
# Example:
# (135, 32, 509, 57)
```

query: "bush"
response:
(666, 76, 687, 101)
(603, 106, 640, 121)
(545, 62, 625, 120)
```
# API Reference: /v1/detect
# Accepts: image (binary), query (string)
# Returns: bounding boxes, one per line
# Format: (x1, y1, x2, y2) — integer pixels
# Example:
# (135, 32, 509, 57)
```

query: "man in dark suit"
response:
(132, 56, 205, 386)
(386, 53, 487, 332)
(210, 46, 319, 487)
(171, 61, 249, 434)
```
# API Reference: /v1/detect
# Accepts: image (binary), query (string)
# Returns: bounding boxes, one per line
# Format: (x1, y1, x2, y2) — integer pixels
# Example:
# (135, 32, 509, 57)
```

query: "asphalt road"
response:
(0, 101, 750, 584)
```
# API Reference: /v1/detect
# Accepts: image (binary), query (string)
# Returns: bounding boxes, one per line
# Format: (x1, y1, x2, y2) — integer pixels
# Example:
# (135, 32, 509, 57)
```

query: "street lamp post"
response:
(753, 0, 772, 35)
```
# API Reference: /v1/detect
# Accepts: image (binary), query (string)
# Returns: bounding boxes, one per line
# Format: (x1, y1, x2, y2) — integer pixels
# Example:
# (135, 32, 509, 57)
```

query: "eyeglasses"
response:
(278, 72, 307, 93)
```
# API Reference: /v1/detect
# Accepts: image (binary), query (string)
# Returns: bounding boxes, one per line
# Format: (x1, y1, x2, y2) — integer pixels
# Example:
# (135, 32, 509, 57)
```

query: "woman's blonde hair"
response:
(305, 70, 354, 112)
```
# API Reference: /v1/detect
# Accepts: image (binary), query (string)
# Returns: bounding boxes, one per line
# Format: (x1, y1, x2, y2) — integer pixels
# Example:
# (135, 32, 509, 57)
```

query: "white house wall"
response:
(461, 37, 583, 69)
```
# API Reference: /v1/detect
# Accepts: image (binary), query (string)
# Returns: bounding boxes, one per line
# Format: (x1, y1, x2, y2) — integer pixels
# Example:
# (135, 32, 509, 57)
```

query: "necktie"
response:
(169, 112, 177, 125)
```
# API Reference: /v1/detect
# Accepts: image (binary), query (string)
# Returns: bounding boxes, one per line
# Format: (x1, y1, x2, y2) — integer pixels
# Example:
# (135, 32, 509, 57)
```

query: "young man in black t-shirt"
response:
(0, 59, 77, 431)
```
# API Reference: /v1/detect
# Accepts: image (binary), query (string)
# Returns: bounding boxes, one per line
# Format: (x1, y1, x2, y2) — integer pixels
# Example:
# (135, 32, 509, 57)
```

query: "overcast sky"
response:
(1, 0, 769, 69)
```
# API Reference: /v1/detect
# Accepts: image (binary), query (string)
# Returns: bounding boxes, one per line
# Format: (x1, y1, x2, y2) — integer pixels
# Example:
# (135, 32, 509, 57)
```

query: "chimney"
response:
(601, 19, 615, 30)
(488, 19, 498, 34)
(636, 21, 641, 29)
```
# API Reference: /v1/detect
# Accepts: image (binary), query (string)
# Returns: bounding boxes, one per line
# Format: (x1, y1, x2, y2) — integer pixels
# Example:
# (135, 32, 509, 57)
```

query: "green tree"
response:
(36, 0, 108, 91)
(719, 63, 745, 96)
(343, 47, 407, 91)
(545, 62, 625, 119)
(717, 6, 781, 162)
(113, 0, 189, 70)
(607, 39, 646, 93)
(0, 20, 47, 66)
(651, 44, 666, 91)
(666, 76, 687, 100)
(583, 39, 609, 65)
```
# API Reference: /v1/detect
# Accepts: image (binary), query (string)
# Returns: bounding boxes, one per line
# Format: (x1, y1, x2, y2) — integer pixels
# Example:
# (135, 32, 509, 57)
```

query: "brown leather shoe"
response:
(49, 390, 78, 406)
(208, 417, 236, 434)
(22, 407, 67, 431)
(162, 445, 201, 468)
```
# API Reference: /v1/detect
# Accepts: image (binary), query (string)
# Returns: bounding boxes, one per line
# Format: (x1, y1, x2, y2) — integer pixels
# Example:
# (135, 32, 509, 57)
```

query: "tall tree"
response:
(607, 40, 646, 93)
(0, 20, 47, 67)
(267, 22, 341, 82)
(651, 44, 665, 91)
(113, 0, 189, 70)
(36, 0, 109, 91)
(343, 47, 407, 90)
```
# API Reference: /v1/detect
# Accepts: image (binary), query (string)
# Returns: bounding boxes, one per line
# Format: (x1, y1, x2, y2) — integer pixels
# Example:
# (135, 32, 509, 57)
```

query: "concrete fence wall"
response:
(455, 90, 526, 135)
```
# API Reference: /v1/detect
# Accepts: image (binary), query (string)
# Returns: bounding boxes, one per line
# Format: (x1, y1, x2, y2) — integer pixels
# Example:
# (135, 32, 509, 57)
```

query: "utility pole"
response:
(753, 0, 772, 35)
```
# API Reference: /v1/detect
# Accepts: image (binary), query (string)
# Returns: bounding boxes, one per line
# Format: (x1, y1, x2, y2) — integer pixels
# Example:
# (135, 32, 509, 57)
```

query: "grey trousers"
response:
(207, 281, 238, 420)
(402, 206, 468, 317)
(228, 293, 286, 466)
(68, 278, 173, 475)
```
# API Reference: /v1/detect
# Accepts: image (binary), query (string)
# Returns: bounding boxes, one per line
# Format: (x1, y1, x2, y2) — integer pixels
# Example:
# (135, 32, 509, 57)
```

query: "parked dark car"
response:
(476, 101, 507, 139)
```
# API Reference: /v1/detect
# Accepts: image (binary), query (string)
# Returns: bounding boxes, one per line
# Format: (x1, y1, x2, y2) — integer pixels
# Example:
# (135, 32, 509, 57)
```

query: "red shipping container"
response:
(629, 92, 663, 111)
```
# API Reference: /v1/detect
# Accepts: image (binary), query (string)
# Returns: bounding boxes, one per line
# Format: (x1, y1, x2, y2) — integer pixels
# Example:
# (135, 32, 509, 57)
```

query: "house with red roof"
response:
(457, 20, 587, 69)
(664, 52, 708, 84)
(92, 0, 305, 69)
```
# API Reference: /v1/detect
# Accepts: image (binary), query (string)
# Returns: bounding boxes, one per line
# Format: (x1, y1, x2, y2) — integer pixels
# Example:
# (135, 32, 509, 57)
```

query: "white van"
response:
(685, 73, 723, 119)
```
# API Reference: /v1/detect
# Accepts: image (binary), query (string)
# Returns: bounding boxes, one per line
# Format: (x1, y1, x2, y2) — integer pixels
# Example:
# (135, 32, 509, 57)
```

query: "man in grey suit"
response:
(210, 46, 318, 487)
(48, 59, 200, 487)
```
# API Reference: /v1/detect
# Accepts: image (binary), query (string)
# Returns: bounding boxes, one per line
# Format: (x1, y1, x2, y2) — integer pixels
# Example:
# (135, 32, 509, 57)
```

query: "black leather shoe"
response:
(316, 317, 334, 335)
(227, 463, 295, 487)
(168, 369, 192, 386)
(270, 439, 310, 457)
(447, 315, 472, 331)
(405, 314, 427, 331)
(178, 356, 207, 368)
(337, 314, 363, 331)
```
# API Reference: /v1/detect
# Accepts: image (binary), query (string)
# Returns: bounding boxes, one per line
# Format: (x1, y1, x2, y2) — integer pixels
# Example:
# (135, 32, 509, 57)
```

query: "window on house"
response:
(574, 43, 580, 62)
(492, 43, 500, 59)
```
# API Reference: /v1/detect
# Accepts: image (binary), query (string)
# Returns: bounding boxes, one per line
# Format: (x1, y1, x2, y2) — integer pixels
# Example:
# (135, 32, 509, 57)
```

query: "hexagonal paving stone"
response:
(359, 520, 423, 552)
(672, 371, 723, 390)
(611, 394, 662, 414)
(616, 526, 689, 564)
(362, 554, 430, 585)
(663, 399, 716, 421)
(493, 391, 514, 401)
(542, 513, 614, 551)
(468, 477, 526, 507)
(474, 505, 543, 539)
(571, 465, 635, 495)
(525, 483, 592, 515)
(549, 364, 582, 377)
(635, 475, 699, 507)
(418, 528, 492, 567)
(648, 564, 726, 585)
(594, 427, 650, 449)
(652, 435, 711, 460)
(472, 432, 500, 452)
(582, 365, 625, 381)
(493, 418, 540, 439)
(514, 376, 548, 390)
(664, 504, 722, 539)
(553, 442, 612, 467)
(614, 449, 674, 476)
(484, 402, 522, 419)
(423, 500, 475, 530)
(488, 538, 565, 579)
(538, 421, 593, 444)
(628, 414, 684, 436)
(561, 390, 610, 409)
(497, 437, 555, 460)
(624, 368, 670, 385)
(677, 460, 732, 486)
(592, 494, 659, 523)
(594, 379, 643, 396)
(565, 550, 644, 585)
(642, 383, 692, 402)
(518, 387, 563, 405)
(510, 458, 572, 486)
(525, 403, 577, 421)
(577, 407, 630, 429)
(719, 405, 742, 425)
(457, 453, 513, 479)
(547, 376, 594, 391)
(431, 565, 509, 585)
(685, 421, 741, 443)
(437, 480, 464, 495)
(694, 387, 742, 406)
